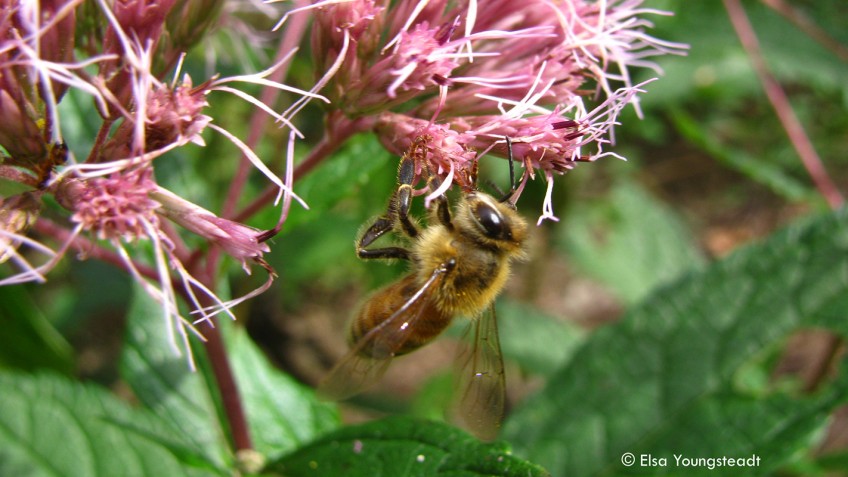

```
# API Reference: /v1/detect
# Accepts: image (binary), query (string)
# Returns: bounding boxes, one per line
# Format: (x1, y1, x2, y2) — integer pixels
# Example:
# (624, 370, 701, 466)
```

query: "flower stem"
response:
(0, 166, 40, 187)
(760, 0, 848, 62)
(86, 118, 115, 163)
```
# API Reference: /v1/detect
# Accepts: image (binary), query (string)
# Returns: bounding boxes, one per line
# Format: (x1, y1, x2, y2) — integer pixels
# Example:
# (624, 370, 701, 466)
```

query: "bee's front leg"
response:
(356, 156, 420, 261)
(391, 154, 420, 239)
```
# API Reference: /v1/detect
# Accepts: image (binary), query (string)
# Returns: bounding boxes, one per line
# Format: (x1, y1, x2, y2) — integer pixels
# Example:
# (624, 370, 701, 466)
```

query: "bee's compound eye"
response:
(476, 202, 507, 239)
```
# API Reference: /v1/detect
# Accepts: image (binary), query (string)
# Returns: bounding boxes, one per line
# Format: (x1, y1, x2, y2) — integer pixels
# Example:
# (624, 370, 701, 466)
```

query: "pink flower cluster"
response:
(298, 0, 685, 221)
(0, 0, 307, 364)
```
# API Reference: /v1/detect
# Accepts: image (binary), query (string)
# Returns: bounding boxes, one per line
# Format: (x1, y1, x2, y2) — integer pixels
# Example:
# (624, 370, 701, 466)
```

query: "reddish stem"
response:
(33, 219, 156, 277)
(197, 312, 253, 451)
(86, 118, 115, 163)
(0, 166, 39, 187)
(723, 0, 844, 209)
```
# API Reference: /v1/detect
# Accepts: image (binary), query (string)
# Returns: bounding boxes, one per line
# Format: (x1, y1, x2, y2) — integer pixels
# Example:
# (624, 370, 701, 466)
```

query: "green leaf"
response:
(120, 285, 230, 468)
(0, 286, 74, 374)
(0, 371, 226, 477)
(268, 417, 550, 477)
(559, 180, 705, 304)
(224, 322, 340, 460)
(506, 208, 848, 476)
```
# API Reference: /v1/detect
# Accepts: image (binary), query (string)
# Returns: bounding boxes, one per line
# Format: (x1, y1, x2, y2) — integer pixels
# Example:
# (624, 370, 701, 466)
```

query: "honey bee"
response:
(319, 136, 528, 440)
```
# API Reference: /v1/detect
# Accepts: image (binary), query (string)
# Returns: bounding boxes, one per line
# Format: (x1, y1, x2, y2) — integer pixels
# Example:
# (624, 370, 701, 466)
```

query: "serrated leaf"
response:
(268, 417, 550, 477)
(559, 181, 705, 304)
(120, 285, 230, 468)
(507, 208, 848, 476)
(0, 371, 226, 477)
(224, 322, 340, 460)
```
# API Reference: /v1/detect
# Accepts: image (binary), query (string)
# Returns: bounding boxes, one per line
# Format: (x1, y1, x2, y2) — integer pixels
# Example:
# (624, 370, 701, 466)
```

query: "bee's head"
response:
(458, 192, 528, 256)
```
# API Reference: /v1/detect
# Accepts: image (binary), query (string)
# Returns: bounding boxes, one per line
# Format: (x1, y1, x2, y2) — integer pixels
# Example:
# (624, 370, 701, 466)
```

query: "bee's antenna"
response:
(506, 136, 516, 194)
(467, 157, 479, 192)
(497, 136, 520, 205)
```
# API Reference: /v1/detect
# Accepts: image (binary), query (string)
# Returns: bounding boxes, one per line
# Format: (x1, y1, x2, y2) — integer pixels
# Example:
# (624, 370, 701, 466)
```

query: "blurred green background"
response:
(3, 0, 848, 475)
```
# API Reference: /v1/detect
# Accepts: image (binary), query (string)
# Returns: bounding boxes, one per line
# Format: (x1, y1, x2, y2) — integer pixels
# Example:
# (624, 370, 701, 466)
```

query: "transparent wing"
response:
(454, 303, 506, 441)
(318, 267, 447, 401)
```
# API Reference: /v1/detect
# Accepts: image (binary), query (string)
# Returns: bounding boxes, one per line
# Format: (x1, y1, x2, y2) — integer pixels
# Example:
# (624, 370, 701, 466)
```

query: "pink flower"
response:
(98, 75, 212, 161)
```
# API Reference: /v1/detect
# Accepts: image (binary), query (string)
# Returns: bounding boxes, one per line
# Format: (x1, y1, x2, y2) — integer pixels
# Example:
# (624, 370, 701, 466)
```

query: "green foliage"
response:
(0, 285, 339, 476)
(268, 417, 551, 477)
(505, 207, 848, 476)
(269, 134, 405, 296)
(667, 107, 815, 203)
(0, 284, 546, 476)
(638, 0, 848, 202)
(559, 180, 705, 304)
(0, 286, 74, 374)
(10, 208, 846, 476)
(0, 371, 227, 477)
(224, 319, 340, 460)
(3, 2, 848, 475)
(120, 287, 232, 468)
(643, 0, 848, 105)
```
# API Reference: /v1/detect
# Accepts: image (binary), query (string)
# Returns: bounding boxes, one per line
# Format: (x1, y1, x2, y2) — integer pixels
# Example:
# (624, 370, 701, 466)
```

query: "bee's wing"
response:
(318, 267, 447, 401)
(454, 303, 506, 441)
